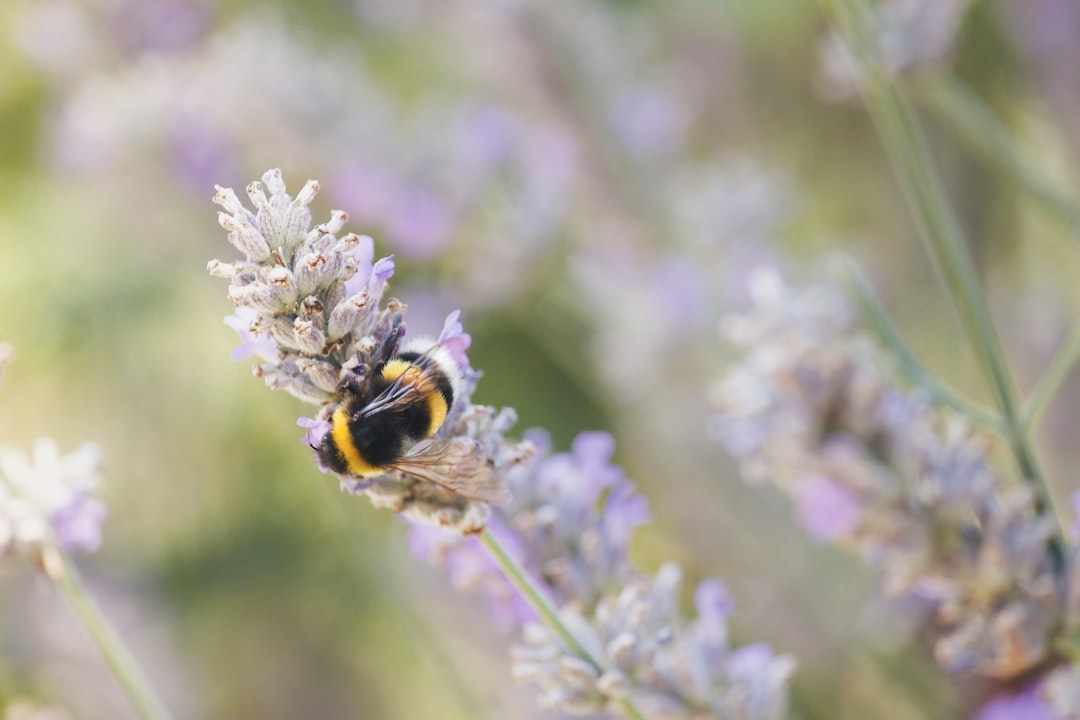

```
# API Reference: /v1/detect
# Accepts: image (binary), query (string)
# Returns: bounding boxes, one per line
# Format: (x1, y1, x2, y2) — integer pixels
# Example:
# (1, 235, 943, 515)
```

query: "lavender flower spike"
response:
(210, 169, 530, 532)
(711, 270, 1061, 680)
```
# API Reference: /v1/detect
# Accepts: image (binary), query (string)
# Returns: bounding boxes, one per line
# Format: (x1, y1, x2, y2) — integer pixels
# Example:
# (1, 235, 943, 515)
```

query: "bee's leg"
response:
(374, 313, 405, 367)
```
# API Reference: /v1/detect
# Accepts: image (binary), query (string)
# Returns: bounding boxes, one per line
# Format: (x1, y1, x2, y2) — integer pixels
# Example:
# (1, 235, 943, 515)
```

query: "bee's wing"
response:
(355, 371, 430, 418)
(388, 437, 512, 506)
(356, 345, 447, 419)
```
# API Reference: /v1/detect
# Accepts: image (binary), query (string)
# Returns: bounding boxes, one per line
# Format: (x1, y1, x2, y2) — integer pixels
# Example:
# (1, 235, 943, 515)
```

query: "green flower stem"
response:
(821, 0, 1066, 566)
(478, 529, 646, 720)
(1022, 328, 1080, 433)
(52, 552, 174, 720)
(842, 259, 1002, 432)
(917, 73, 1080, 233)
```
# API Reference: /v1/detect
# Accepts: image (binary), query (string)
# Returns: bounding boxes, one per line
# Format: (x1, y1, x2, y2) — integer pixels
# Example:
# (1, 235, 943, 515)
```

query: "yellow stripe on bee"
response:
(331, 405, 378, 476)
(426, 391, 448, 437)
(382, 359, 448, 436)
(382, 359, 420, 384)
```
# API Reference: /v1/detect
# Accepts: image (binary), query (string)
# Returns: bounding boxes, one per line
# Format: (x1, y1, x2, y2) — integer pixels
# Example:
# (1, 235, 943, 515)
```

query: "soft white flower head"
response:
(0, 438, 106, 561)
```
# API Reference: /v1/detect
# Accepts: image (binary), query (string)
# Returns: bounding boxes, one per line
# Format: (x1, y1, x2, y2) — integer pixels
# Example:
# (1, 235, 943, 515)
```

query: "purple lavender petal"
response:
(51, 495, 107, 552)
(372, 256, 396, 282)
(571, 431, 623, 498)
(297, 416, 332, 447)
(224, 308, 278, 362)
(602, 481, 651, 548)
(344, 235, 376, 297)
(298, 417, 333, 474)
(974, 684, 1054, 720)
(437, 310, 472, 373)
(727, 643, 776, 684)
(794, 475, 860, 543)
(695, 578, 737, 627)
(523, 428, 553, 458)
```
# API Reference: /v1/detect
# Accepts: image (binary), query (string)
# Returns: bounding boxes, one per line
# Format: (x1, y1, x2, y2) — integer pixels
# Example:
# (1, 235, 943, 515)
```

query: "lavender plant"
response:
(707, 0, 1080, 715)
(0, 347, 172, 720)
(209, 169, 795, 719)
(711, 270, 1061, 679)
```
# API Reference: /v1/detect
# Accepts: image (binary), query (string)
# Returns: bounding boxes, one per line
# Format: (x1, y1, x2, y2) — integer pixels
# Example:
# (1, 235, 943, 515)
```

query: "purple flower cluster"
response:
(408, 431, 651, 618)
(711, 269, 1061, 681)
(409, 430, 794, 717)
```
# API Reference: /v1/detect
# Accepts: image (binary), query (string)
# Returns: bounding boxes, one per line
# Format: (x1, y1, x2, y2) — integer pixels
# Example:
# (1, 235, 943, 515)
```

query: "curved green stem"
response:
(820, 0, 1066, 570)
(918, 73, 1080, 233)
(842, 259, 1003, 432)
(1022, 328, 1080, 433)
(52, 551, 174, 720)
(478, 529, 646, 720)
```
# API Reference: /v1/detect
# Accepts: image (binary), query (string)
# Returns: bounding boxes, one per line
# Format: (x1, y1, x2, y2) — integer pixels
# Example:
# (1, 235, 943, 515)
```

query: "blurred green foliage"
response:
(0, 0, 1078, 718)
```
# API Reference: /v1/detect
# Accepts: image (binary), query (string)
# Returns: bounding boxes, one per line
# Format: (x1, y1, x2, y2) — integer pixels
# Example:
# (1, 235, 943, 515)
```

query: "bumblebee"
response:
(315, 320, 510, 506)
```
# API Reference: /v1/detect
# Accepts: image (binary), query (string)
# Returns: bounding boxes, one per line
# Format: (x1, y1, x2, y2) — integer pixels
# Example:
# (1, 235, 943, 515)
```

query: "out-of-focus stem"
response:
(918, 73, 1080, 233)
(842, 259, 1003, 432)
(478, 529, 646, 720)
(820, 0, 1066, 567)
(51, 551, 174, 720)
(1022, 328, 1080, 433)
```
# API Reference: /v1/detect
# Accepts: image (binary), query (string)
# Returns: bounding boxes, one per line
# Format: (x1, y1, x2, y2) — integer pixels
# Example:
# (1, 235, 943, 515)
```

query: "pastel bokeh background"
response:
(1, 1, 1078, 718)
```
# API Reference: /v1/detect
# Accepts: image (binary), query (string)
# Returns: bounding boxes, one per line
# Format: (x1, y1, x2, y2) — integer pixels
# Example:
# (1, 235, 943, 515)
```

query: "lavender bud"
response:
(558, 656, 600, 690)
(218, 211, 272, 263)
(211, 184, 247, 217)
(606, 632, 637, 670)
(267, 266, 299, 307)
(247, 170, 318, 261)
(206, 259, 237, 278)
(327, 292, 370, 342)
(555, 691, 605, 715)
(295, 358, 340, 393)
(596, 670, 630, 699)
(293, 318, 326, 356)
(227, 282, 285, 315)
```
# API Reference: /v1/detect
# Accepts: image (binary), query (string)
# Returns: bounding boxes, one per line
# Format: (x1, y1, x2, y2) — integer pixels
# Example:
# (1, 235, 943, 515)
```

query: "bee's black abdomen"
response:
(348, 415, 408, 468)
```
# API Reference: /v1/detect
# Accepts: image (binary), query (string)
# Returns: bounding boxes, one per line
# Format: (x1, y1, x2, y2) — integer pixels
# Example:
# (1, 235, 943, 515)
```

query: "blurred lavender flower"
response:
(409, 430, 794, 718)
(0, 438, 106, 564)
(817, 0, 975, 100)
(711, 269, 1061, 680)
(512, 563, 795, 718)
(974, 683, 1053, 720)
